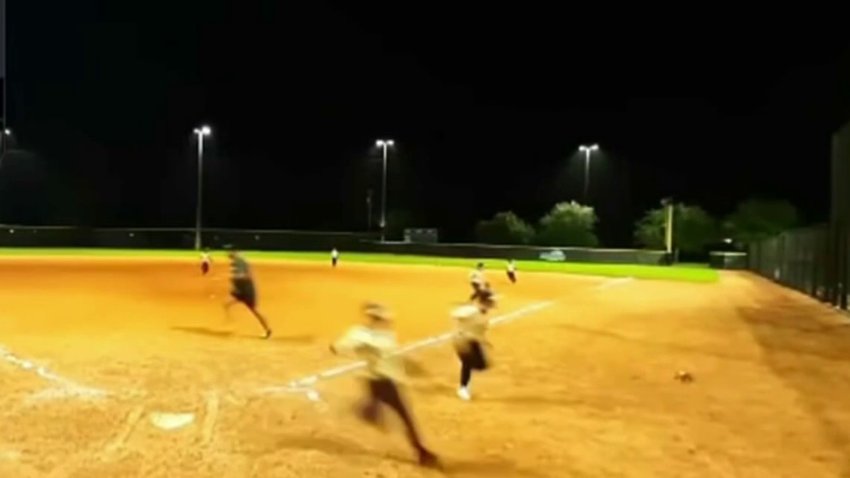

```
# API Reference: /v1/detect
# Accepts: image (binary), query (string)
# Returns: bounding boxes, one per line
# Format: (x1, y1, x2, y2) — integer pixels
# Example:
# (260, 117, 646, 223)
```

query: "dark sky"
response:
(3, 2, 850, 245)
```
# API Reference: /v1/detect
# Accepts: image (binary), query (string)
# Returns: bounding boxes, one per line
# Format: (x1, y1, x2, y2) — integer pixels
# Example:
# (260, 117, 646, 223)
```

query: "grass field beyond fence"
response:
(0, 248, 718, 282)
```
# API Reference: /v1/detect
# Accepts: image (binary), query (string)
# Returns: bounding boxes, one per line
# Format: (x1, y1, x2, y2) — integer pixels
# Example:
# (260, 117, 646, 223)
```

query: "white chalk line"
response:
(200, 392, 220, 446)
(257, 301, 555, 396)
(102, 405, 145, 457)
(257, 276, 634, 397)
(0, 277, 634, 404)
(0, 344, 108, 402)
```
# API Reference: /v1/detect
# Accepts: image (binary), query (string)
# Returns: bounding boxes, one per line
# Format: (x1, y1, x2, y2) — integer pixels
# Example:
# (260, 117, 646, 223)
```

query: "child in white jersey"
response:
(452, 289, 496, 400)
(200, 248, 212, 275)
(469, 262, 488, 301)
(330, 303, 439, 468)
(506, 259, 517, 284)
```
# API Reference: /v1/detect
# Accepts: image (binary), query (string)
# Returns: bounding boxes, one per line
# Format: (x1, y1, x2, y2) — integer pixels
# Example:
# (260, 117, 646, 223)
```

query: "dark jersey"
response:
(230, 256, 251, 281)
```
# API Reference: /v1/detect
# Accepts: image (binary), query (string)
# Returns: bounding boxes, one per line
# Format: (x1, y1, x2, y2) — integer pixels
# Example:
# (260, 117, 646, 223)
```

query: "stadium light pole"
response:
(375, 139, 394, 242)
(193, 125, 212, 251)
(661, 197, 674, 264)
(578, 144, 599, 202)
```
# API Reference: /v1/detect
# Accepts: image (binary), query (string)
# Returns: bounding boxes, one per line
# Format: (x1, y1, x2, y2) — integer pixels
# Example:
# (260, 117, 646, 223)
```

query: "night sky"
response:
(3, 3, 849, 245)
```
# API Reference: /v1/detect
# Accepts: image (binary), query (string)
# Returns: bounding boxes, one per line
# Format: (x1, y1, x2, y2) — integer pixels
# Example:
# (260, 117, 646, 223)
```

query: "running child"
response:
(452, 289, 497, 401)
(506, 259, 517, 284)
(200, 248, 212, 275)
(224, 250, 272, 339)
(330, 303, 440, 468)
(331, 248, 339, 268)
(469, 262, 487, 302)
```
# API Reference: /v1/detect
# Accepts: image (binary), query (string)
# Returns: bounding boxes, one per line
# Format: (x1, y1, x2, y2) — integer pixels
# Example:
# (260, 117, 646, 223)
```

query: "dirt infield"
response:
(1, 258, 849, 477)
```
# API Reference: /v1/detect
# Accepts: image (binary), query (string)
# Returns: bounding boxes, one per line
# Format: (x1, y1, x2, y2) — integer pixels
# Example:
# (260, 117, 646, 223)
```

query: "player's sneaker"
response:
(457, 386, 471, 401)
(418, 449, 441, 468)
(264, 329, 272, 339)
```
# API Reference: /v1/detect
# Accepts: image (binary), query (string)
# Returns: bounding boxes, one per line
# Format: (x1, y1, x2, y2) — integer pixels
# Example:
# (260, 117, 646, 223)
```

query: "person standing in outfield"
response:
(469, 262, 487, 302)
(225, 250, 272, 339)
(506, 259, 517, 284)
(331, 248, 339, 268)
(330, 303, 440, 468)
(200, 248, 212, 275)
(452, 289, 496, 401)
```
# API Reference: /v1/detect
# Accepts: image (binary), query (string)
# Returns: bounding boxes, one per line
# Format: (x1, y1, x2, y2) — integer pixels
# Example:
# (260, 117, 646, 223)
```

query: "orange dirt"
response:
(1, 258, 849, 477)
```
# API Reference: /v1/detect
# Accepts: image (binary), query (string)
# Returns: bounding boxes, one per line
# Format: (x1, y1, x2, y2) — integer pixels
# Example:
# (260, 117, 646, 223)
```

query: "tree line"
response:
(474, 198, 799, 253)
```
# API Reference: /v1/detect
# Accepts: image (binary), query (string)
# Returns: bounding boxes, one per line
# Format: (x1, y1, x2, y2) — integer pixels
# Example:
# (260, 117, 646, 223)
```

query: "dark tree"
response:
(725, 198, 799, 243)
(474, 211, 535, 245)
(635, 203, 717, 254)
(535, 201, 599, 247)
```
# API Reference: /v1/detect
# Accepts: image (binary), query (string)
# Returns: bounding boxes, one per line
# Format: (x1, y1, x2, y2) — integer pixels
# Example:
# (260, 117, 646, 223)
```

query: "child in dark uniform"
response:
(225, 250, 272, 339)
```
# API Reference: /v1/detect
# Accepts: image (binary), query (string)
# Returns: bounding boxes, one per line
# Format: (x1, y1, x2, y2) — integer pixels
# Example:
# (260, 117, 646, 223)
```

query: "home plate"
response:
(150, 412, 195, 430)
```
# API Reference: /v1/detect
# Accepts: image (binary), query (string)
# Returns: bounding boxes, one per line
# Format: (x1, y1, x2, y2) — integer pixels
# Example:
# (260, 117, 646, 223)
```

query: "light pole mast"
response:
(662, 197, 674, 264)
(375, 139, 394, 241)
(193, 125, 211, 250)
(578, 144, 599, 202)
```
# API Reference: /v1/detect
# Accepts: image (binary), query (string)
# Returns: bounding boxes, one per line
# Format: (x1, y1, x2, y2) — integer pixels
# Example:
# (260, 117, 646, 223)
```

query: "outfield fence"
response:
(0, 226, 377, 251)
(748, 120, 850, 310)
(370, 241, 668, 264)
(0, 225, 669, 265)
(748, 225, 849, 310)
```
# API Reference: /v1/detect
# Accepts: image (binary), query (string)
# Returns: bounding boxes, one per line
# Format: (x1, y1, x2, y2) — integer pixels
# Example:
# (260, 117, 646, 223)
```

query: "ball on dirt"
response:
(675, 371, 694, 383)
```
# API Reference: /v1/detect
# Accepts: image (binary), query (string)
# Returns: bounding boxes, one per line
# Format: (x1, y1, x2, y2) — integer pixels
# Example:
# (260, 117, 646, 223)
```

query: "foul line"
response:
(200, 392, 220, 447)
(102, 405, 145, 457)
(259, 276, 634, 395)
(0, 344, 108, 401)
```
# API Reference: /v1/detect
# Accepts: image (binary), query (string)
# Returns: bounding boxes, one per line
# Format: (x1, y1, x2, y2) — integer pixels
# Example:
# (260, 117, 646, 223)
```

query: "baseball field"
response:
(1, 250, 849, 477)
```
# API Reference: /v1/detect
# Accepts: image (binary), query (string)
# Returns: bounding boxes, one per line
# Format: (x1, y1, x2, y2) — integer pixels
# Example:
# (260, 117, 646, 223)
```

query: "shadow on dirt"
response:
(271, 433, 551, 477)
(170, 326, 315, 344)
(737, 275, 850, 476)
(551, 322, 756, 363)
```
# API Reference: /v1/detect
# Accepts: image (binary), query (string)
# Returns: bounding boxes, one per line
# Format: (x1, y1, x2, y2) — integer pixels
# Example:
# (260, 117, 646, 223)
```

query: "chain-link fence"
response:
(0, 225, 670, 264)
(749, 121, 850, 310)
(0, 226, 378, 251)
(748, 225, 848, 309)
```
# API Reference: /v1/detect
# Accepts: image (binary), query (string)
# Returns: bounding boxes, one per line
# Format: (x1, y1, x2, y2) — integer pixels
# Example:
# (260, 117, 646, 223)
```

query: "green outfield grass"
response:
(0, 248, 719, 282)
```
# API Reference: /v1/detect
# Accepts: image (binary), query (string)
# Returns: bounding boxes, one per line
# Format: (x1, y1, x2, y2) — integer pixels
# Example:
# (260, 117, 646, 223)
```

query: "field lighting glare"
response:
(578, 143, 600, 200)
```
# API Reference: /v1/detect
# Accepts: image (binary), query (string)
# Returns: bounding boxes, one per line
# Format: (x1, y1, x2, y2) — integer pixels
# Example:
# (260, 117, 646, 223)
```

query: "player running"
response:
(224, 250, 272, 339)
(331, 248, 339, 268)
(452, 289, 496, 401)
(200, 248, 212, 275)
(506, 259, 517, 284)
(330, 303, 440, 468)
(469, 262, 487, 302)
